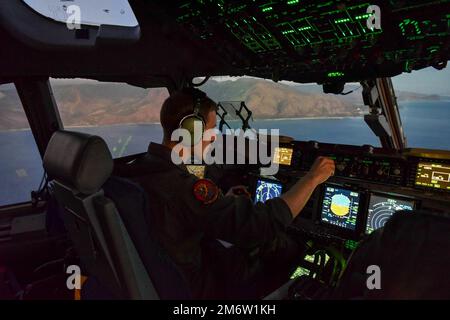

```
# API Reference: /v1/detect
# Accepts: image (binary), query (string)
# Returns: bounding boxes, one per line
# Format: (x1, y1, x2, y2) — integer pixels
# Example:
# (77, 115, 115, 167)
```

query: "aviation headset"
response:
(178, 87, 208, 146)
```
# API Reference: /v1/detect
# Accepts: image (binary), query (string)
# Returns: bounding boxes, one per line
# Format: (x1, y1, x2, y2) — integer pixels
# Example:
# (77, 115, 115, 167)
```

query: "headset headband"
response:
(181, 87, 207, 117)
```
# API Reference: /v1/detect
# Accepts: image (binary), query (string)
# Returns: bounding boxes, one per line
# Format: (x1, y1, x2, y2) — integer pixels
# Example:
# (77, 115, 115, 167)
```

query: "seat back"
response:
(43, 130, 158, 299)
(334, 210, 450, 299)
(102, 176, 191, 299)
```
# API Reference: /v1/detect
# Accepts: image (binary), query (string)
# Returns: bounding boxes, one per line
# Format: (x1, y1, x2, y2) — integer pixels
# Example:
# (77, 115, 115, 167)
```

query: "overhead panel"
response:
(169, 0, 450, 83)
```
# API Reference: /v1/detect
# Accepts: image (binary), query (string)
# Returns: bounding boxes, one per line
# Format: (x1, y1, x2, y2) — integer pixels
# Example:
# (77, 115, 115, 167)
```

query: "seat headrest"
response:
(43, 130, 113, 195)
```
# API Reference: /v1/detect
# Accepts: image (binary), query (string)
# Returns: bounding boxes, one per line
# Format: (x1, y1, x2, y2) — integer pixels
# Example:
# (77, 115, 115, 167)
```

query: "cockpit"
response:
(0, 0, 449, 302)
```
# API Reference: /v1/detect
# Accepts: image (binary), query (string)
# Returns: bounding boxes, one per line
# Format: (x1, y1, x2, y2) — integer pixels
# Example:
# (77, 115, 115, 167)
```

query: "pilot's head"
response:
(160, 88, 217, 157)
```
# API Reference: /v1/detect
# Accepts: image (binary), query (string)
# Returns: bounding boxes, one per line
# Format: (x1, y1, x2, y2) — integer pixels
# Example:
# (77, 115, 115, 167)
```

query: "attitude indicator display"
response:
(254, 179, 283, 204)
(415, 162, 450, 191)
(321, 186, 360, 230)
(366, 194, 414, 234)
(273, 147, 294, 166)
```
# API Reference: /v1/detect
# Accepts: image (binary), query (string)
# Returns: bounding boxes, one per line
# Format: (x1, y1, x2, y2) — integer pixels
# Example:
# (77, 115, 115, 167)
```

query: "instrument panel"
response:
(365, 193, 415, 234)
(253, 177, 283, 204)
(252, 141, 450, 244)
(315, 184, 417, 239)
(247, 142, 450, 297)
(320, 185, 360, 231)
(274, 141, 450, 193)
(414, 161, 450, 191)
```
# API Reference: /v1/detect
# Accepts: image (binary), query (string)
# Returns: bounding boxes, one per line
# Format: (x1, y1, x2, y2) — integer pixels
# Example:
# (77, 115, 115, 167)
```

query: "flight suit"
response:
(126, 142, 302, 299)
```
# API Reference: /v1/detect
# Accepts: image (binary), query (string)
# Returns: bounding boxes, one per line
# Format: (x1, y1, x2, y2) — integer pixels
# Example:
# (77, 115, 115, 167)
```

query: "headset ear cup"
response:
(180, 116, 205, 146)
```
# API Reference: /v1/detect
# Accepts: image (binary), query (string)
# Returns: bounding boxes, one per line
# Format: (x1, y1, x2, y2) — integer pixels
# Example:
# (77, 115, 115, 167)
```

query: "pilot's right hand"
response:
(306, 156, 335, 185)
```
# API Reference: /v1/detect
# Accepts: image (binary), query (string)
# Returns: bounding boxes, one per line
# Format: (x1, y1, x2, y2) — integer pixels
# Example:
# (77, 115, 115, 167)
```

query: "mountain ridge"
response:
(0, 78, 445, 130)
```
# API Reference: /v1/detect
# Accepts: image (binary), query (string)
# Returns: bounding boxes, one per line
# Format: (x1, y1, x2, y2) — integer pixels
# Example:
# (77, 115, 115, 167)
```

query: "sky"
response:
(210, 66, 450, 96)
(50, 66, 450, 97)
(392, 66, 450, 96)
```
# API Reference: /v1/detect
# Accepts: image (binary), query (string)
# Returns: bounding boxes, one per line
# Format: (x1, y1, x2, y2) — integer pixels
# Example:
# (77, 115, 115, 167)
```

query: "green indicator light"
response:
(399, 18, 421, 36)
(345, 240, 358, 250)
(328, 71, 345, 78)
(355, 14, 371, 20)
(229, 4, 247, 13)
(262, 6, 273, 12)
(290, 266, 310, 279)
(282, 30, 295, 34)
(317, 1, 333, 8)
(298, 26, 312, 31)
(287, 0, 299, 4)
(335, 18, 351, 24)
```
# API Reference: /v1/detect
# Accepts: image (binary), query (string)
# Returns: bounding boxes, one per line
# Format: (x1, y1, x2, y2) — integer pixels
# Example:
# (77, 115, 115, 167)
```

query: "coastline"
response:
(1, 100, 448, 132)
(252, 115, 363, 121)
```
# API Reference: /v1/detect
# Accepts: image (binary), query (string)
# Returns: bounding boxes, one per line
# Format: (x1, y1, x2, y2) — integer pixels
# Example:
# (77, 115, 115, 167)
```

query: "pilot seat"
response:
(43, 130, 191, 299)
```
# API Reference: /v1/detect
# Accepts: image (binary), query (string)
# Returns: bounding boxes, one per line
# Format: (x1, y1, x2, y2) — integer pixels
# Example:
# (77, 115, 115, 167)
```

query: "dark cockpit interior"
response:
(0, 0, 449, 301)
(2, 1, 449, 83)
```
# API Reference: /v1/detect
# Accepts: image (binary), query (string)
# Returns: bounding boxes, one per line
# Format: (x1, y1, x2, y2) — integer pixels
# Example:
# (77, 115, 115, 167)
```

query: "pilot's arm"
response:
(182, 157, 334, 248)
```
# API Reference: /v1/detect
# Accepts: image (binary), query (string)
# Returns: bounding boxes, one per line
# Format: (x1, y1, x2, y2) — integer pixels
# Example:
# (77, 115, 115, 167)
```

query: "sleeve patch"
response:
(193, 179, 219, 205)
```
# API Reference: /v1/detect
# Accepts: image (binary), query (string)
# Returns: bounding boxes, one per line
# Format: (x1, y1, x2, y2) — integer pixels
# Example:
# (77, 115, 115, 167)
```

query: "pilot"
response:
(129, 88, 335, 299)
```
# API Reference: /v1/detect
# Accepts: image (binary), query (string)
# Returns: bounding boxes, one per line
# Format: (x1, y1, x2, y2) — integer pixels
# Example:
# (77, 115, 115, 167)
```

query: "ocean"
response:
(1, 101, 449, 206)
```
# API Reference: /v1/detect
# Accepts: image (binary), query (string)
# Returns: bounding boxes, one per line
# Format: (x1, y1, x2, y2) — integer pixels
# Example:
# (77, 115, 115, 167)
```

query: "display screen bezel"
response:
(273, 147, 294, 166)
(319, 184, 362, 231)
(365, 192, 416, 234)
(253, 177, 284, 204)
(415, 161, 450, 192)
